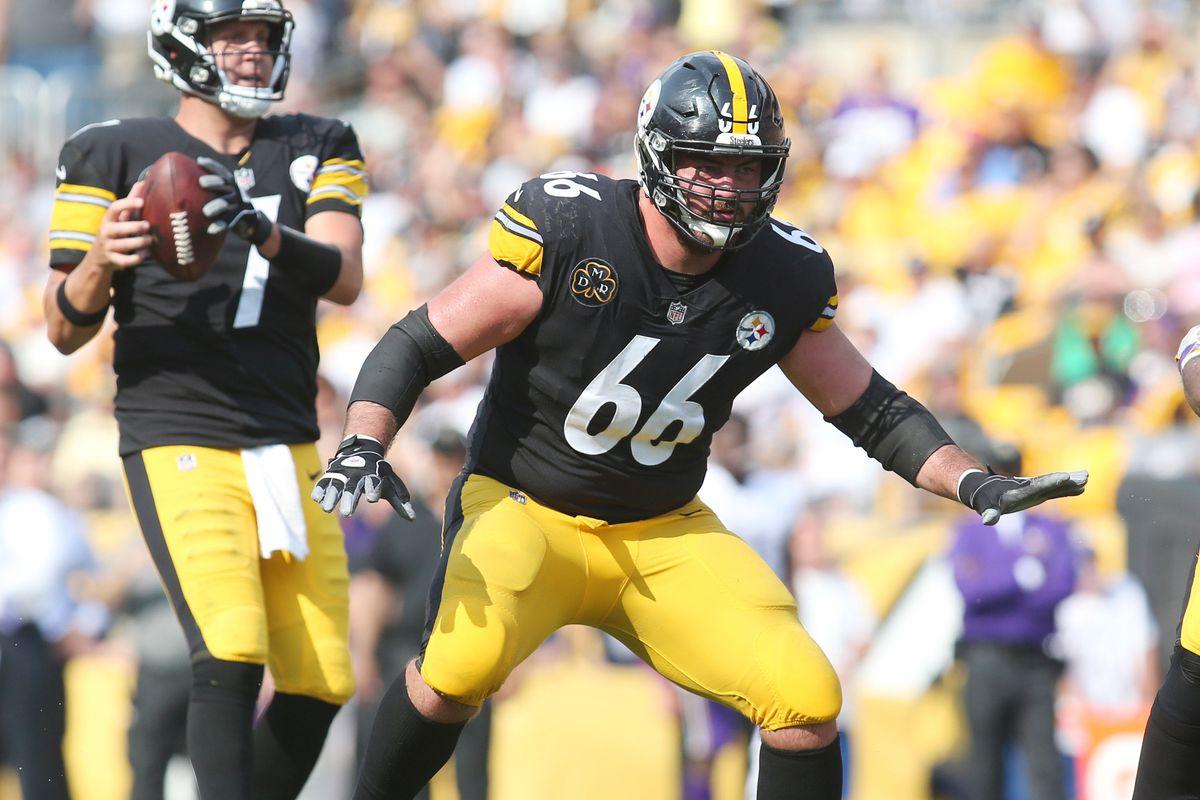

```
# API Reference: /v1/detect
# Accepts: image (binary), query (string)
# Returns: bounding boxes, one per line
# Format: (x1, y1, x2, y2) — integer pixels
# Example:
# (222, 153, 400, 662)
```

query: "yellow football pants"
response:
(123, 443, 354, 705)
(420, 474, 841, 730)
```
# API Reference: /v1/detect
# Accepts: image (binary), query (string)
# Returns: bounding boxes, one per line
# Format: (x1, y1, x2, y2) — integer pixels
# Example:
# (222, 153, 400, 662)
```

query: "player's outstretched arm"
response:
(781, 322, 1087, 524)
(312, 253, 542, 519)
(45, 185, 150, 355)
(1177, 325, 1200, 417)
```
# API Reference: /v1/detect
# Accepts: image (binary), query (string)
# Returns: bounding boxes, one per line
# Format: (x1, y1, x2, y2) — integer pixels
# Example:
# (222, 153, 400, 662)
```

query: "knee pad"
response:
(199, 605, 270, 665)
(191, 655, 264, 706)
(421, 605, 514, 706)
(757, 619, 842, 730)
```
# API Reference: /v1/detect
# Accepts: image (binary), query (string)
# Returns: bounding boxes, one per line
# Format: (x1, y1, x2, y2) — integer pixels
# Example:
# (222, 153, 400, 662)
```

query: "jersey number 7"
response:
(564, 335, 729, 466)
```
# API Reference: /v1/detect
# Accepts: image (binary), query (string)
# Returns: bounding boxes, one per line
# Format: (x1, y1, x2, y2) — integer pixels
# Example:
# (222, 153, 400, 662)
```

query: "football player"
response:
(1131, 326, 1200, 798)
(313, 51, 1087, 799)
(43, 3, 366, 799)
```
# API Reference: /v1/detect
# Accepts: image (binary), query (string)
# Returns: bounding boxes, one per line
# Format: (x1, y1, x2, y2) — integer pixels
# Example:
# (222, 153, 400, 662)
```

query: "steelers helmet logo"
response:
(570, 259, 619, 307)
(637, 79, 662, 130)
(736, 311, 775, 351)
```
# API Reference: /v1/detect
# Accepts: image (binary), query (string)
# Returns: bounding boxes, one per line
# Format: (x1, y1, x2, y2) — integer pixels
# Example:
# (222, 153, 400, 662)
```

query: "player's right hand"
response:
(311, 434, 416, 520)
(93, 182, 151, 271)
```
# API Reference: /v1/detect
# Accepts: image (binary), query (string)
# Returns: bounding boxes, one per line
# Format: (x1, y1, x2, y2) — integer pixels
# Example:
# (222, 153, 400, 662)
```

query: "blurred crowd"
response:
(3, 0, 1200, 798)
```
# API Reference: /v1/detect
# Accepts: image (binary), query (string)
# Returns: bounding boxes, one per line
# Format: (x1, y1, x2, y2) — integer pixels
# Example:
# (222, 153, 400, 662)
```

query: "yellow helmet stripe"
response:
(712, 51, 749, 134)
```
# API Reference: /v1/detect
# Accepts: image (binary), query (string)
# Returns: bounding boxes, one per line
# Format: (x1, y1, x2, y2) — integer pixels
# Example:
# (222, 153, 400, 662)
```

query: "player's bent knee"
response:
(409, 660, 478, 724)
(421, 604, 516, 706)
(756, 619, 842, 730)
(198, 604, 269, 665)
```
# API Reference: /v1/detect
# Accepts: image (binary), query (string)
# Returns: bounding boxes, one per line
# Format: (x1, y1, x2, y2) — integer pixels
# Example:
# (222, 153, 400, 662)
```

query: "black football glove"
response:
(958, 469, 1088, 525)
(310, 435, 415, 520)
(196, 156, 273, 246)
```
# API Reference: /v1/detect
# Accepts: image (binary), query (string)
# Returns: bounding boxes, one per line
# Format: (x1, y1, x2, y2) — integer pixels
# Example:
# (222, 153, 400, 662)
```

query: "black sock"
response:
(252, 692, 341, 800)
(187, 657, 263, 800)
(758, 735, 842, 800)
(353, 672, 467, 800)
(1132, 650, 1200, 799)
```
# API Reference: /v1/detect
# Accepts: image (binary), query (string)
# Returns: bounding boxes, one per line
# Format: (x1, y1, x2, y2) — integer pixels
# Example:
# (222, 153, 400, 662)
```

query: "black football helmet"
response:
(635, 51, 790, 251)
(148, 0, 294, 119)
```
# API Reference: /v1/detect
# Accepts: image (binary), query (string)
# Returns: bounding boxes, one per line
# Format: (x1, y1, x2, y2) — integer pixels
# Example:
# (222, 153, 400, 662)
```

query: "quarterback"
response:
(44, 2, 365, 799)
(1131, 325, 1200, 798)
(314, 51, 1087, 799)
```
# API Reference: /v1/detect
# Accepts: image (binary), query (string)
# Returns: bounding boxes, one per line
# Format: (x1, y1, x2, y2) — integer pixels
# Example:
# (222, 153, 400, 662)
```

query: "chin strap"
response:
(217, 92, 273, 119)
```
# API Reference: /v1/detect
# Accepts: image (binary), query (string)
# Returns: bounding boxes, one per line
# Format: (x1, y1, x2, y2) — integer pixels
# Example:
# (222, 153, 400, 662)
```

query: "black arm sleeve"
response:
(348, 305, 465, 426)
(824, 370, 954, 485)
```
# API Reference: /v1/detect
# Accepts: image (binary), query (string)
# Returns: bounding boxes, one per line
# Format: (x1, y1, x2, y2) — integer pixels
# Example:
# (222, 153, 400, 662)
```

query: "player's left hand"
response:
(310, 434, 416, 520)
(196, 156, 273, 246)
(958, 469, 1088, 525)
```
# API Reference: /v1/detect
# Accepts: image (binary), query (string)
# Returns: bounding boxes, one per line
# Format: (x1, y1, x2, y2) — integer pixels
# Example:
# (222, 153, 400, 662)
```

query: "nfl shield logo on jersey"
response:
(667, 301, 688, 325)
(235, 167, 256, 193)
(736, 311, 775, 351)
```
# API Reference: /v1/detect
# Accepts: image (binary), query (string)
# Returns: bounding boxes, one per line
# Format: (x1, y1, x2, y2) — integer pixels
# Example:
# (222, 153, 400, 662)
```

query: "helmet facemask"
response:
(148, 3, 294, 119)
(637, 128, 787, 250)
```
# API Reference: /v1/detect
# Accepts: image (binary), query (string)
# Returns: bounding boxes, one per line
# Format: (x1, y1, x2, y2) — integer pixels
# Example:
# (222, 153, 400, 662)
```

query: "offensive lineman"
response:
(1131, 325, 1200, 798)
(313, 52, 1088, 799)
(44, 2, 366, 798)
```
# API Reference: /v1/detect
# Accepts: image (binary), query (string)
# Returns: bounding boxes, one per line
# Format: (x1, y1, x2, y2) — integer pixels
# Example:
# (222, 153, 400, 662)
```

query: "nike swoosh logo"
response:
(56, 165, 66, 181)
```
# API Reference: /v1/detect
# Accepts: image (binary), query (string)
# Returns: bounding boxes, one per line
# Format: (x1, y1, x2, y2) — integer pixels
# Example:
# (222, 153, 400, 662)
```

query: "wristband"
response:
(56, 278, 109, 327)
(956, 468, 986, 505)
(275, 226, 343, 295)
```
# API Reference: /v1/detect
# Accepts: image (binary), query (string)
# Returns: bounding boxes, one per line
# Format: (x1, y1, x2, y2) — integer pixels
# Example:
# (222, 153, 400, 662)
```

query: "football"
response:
(140, 152, 225, 281)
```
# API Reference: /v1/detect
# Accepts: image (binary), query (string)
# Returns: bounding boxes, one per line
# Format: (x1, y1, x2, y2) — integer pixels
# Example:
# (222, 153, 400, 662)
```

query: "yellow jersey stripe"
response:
(810, 293, 839, 331)
(50, 201, 106, 240)
(310, 169, 368, 203)
(56, 183, 116, 202)
(501, 203, 538, 232)
(307, 187, 364, 206)
(712, 51, 749, 134)
(489, 219, 543, 277)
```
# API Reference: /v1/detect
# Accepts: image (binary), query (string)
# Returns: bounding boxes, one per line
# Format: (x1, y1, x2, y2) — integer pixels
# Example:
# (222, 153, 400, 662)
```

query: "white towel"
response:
(242, 444, 309, 561)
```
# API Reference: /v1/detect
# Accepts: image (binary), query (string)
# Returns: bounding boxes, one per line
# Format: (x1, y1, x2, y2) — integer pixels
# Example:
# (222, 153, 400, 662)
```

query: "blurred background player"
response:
(1131, 324, 1200, 798)
(950, 444, 1078, 800)
(0, 419, 108, 800)
(41, 2, 367, 799)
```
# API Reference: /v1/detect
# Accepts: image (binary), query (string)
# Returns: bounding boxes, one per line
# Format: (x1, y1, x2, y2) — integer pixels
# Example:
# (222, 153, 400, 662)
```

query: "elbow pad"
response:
(825, 370, 954, 485)
(348, 305, 465, 425)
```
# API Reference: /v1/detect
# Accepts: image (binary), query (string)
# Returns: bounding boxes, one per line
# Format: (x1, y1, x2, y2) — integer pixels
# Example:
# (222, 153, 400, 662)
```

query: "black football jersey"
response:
(49, 115, 367, 455)
(473, 173, 839, 522)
